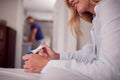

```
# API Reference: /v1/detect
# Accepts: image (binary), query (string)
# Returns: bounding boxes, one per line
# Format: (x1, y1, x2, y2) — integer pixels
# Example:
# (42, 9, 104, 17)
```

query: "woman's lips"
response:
(74, 3, 78, 9)
(73, 2, 79, 9)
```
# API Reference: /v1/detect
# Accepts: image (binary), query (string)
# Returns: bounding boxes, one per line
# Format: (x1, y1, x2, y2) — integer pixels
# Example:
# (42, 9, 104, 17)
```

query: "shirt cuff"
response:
(60, 52, 69, 60)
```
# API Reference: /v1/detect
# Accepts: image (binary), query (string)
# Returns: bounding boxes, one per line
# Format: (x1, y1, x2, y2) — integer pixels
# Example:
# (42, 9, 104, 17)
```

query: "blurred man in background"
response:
(27, 16, 45, 49)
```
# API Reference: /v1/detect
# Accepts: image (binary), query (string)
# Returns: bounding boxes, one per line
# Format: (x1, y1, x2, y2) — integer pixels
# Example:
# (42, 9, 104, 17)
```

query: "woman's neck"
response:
(88, 4, 96, 15)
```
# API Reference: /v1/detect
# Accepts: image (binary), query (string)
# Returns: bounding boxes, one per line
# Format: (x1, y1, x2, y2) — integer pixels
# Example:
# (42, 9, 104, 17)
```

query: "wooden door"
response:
(0, 27, 6, 67)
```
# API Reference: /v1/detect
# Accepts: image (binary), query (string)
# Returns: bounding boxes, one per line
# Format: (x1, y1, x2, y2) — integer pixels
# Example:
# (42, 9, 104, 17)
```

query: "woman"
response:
(23, 0, 120, 80)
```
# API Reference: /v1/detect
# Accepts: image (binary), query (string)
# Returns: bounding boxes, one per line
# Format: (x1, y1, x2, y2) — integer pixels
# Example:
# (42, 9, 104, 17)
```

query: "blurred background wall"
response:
(0, 0, 92, 68)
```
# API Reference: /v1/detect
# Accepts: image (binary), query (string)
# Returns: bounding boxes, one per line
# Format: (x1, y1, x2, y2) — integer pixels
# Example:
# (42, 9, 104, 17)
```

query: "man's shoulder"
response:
(34, 22, 40, 27)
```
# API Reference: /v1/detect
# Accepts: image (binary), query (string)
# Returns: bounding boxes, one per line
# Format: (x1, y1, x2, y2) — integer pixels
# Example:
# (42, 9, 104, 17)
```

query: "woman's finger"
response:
(39, 52, 48, 58)
(42, 45, 51, 51)
(24, 68, 33, 73)
(23, 54, 31, 60)
(24, 60, 30, 65)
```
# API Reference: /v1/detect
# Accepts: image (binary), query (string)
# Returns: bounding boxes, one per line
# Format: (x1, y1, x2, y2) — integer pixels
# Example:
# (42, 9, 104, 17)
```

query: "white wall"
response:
(26, 11, 53, 21)
(52, 0, 77, 52)
(0, 0, 18, 30)
(0, 0, 24, 68)
(15, 0, 24, 68)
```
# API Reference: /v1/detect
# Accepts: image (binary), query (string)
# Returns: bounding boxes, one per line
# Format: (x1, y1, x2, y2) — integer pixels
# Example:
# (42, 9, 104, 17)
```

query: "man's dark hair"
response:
(27, 16, 34, 20)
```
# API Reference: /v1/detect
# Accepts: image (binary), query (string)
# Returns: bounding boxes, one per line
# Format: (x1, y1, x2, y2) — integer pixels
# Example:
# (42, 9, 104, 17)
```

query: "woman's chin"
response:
(77, 9, 83, 14)
(77, 9, 86, 14)
(77, 11, 83, 14)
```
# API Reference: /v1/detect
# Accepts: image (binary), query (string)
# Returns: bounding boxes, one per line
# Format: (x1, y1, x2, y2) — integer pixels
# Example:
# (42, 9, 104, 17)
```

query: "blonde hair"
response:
(65, 0, 100, 36)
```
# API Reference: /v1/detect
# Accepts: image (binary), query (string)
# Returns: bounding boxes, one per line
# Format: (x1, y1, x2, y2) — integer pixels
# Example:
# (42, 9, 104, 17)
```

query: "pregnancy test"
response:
(27, 45, 42, 54)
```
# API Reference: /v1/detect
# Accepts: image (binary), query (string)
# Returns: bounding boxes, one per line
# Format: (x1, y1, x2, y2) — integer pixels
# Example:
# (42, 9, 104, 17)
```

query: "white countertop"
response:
(0, 68, 40, 80)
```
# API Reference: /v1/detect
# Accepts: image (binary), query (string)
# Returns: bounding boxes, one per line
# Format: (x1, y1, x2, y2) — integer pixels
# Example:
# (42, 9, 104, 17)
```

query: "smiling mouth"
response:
(74, 3, 78, 9)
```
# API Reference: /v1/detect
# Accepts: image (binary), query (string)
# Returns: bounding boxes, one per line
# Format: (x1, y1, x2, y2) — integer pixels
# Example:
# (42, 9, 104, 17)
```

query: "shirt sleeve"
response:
(31, 24, 38, 30)
(60, 44, 95, 63)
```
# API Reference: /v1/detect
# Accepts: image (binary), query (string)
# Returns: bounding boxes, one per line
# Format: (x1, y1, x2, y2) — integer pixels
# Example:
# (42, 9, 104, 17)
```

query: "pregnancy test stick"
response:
(27, 45, 42, 54)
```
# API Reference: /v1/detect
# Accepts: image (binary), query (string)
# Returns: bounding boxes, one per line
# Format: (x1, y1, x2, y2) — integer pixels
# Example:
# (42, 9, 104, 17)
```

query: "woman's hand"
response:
(39, 45, 60, 60)
(23, 54, 50, 73)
